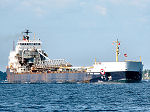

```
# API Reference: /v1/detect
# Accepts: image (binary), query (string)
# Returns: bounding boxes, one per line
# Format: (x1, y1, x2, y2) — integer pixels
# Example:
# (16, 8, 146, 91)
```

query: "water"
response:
(0, 81, 150, 112)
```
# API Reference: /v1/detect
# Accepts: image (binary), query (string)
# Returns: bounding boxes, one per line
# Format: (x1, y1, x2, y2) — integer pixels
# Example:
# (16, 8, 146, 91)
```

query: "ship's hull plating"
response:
(6, 69, 142, 83)
(89, 71, 142, 82)
(7, 72, 91, 83)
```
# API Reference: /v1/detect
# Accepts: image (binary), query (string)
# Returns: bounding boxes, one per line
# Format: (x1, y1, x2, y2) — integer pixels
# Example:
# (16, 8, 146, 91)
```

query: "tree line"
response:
(0, 71, 7, 81)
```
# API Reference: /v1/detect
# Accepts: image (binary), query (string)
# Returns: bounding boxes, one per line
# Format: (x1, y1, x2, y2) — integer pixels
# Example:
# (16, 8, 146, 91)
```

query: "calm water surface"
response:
(0, 81, 150, 112)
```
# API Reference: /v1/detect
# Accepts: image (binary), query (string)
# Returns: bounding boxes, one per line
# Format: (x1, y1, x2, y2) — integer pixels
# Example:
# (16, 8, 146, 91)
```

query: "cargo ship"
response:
(6, 30, 143, 83)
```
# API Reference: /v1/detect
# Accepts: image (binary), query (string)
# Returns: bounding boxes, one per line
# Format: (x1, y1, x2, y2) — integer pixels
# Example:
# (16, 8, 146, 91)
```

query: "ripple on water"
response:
(0, 81, 149, 111)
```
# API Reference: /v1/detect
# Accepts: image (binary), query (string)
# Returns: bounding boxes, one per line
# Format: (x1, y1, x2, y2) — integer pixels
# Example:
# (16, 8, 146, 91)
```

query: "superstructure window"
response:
(20, 43, 41, 46)
(27, 43, 33, 45)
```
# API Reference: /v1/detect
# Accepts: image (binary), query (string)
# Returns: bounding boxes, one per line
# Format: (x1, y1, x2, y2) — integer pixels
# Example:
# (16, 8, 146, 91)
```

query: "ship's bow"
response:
(125, 61, 143, 82)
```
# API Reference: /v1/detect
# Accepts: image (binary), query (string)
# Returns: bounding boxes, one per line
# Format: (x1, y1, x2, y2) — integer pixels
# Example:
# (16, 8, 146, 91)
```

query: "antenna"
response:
(23, 29, 32, 35)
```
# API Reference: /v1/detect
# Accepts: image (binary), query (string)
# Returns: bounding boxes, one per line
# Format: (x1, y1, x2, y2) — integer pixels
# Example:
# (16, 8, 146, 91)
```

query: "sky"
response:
(0, 0, 150, 72)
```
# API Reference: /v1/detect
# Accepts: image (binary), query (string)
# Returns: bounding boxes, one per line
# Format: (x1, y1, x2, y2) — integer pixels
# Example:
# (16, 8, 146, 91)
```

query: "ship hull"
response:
(88, 71, 142, 82)
(87, 61, 143, 83)
(6, 68, 142, 83)
(7, 72, 91, 83)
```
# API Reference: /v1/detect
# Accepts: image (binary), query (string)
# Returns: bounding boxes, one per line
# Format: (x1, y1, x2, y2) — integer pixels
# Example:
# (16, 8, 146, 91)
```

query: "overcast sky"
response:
(0, 0, 150, 71)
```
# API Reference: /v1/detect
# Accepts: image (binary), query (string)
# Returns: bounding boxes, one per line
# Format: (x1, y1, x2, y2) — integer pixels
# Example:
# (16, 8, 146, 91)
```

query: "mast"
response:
(113, 39, 120, 62)
(23, 29, 32, 35)
(140, 56, 141, 62)
(23, 29, 32, 40)
(116, 39, 119, 62)
(34, 32, 35, 40)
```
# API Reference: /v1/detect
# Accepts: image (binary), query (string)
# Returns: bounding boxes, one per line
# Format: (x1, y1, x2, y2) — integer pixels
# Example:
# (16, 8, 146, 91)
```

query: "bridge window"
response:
(19, 43, 41, 46)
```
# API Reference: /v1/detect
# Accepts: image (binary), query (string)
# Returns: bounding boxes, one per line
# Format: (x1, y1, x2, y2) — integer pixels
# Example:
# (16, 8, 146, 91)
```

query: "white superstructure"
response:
(16, 40, 42, 51)
(8, 30, 71, 73)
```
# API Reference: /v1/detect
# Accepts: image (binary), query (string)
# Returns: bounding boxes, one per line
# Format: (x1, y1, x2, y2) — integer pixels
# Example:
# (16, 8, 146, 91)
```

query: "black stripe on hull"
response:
(89, 71, 142, 82)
